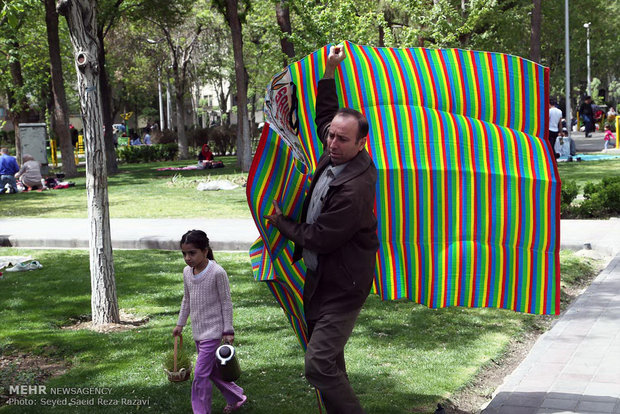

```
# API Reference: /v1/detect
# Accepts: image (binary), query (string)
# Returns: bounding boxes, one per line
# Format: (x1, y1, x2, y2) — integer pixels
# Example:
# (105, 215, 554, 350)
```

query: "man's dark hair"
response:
(335, 108, 369, 142)
(584, 95, 592, 101)
(550, 97, 557, 106)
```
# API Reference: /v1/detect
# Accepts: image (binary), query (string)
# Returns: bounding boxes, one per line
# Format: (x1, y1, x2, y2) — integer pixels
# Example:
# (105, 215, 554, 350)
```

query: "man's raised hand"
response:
(323, 44, 346, 79)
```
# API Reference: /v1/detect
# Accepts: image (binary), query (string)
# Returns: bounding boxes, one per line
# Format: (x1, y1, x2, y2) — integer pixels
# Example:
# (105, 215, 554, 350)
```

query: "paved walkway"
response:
(482, 256, 620, 414)
(1, 217, 619, 254)
(2, 217, 620, 413)
(0, 218, 259, 251)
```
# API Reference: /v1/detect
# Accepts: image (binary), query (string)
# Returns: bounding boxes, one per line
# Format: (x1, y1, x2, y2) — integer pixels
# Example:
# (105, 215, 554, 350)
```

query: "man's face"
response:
(327, 114, 366, 165)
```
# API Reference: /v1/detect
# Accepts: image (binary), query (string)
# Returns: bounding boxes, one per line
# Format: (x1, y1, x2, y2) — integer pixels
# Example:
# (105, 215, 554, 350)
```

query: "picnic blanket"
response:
(156, 165, 199, 171)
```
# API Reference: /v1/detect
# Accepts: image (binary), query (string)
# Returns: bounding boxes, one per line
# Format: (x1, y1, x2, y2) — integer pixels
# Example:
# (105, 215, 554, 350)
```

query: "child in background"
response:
(173, 230, 247, 414)
(604, 125, 616, 150)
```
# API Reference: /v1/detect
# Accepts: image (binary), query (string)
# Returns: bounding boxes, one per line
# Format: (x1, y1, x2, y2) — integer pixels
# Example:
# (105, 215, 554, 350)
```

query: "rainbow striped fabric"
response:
(247, 41, 560, 349)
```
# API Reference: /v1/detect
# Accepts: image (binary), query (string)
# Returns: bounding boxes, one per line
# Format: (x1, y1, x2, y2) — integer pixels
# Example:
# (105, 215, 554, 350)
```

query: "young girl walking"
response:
(173, 230, 247, 414)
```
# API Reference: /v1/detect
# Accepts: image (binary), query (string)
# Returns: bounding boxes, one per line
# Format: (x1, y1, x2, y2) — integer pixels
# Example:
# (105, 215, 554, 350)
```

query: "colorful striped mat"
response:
(247, 41, 560, 352)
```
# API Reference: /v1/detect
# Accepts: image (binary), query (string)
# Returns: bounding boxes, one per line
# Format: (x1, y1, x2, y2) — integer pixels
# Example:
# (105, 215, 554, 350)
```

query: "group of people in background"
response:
(548, 96, 616, 157)
(0, 148, 45, 194)
(129, 125, 153, 146)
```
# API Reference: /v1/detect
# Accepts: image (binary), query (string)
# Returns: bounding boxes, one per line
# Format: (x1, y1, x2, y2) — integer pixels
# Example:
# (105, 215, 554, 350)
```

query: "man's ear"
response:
(357, 136, 367, 151)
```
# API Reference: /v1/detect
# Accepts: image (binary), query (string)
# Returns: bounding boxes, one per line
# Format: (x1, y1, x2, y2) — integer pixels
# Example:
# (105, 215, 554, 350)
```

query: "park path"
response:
(482, 255, 620, 414)
(0, 217, 259, 251)
(1, 217, 618, 254)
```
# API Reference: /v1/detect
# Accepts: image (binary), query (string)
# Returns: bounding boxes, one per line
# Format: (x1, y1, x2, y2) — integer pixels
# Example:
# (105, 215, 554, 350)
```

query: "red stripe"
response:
(463, 115, 477, 307)
(468, 50, 482, 120)
(454, 50, 468, 116)
(498, 125, 509, 309)
(482, 123, 493, 308)
(389, 47, 412, 298)
(509, 128, 523, 310)
(421, 49, 439, 110)
(534, 65, 542, 138)
(486, 53, 497, 124)
(523, 128, 538, 314)
(375, 47, 402, 297)
(501, 55, 512, 130)
(438, 51, 453, 113)
(440, 115, 450, 307)
(402, 48, 424, 301)
(519, 59, 527, 132)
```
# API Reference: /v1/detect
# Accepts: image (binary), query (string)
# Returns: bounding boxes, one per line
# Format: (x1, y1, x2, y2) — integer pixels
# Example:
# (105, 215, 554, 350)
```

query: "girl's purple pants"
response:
(192, 339, 244, 414)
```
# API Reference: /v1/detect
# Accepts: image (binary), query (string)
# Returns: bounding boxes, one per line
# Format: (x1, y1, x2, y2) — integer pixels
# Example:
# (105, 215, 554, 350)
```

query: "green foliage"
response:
(116, 143, 178, 163)
(163, 347, 192, 371)
(577, 177, 620, 218)
(0, 130, 15, 146)
(561, 180, 579, 206)
(560, 175, 620, 218)
(560, 179, 579, 217)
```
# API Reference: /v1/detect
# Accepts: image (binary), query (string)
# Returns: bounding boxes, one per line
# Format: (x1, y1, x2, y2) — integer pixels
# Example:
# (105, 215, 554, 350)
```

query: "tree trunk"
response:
(45, 0, 77, 178)
(530, 0, 542, 63)
(174, 72, 189, 159)
(97, 28, 118, 174)
(57, 0, 119, 326)
(225, 0, 252, 171)
(275, 0, 295, 65)
(7, 39, 28, 163)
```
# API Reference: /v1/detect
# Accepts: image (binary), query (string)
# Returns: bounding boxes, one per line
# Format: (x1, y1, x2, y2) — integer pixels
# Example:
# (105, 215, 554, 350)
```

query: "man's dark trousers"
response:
(305, 273, 365, 414)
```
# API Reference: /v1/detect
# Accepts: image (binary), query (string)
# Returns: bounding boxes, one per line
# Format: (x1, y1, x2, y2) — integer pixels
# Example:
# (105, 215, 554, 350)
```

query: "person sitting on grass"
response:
(130, 132, 142, 146)
(0, 147, 20, 194)
(198, 144, 214, 162)
(173, 230, 247, 414)
(15, 154, 45, 191)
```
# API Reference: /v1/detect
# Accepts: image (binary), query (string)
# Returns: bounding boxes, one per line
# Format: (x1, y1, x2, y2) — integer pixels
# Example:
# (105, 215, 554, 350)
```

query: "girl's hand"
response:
(172, 325, 183, 337)
(222, 334, 234, 345)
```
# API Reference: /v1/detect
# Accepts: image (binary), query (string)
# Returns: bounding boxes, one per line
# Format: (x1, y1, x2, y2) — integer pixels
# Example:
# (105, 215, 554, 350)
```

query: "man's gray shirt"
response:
(303, 162, 348, 271)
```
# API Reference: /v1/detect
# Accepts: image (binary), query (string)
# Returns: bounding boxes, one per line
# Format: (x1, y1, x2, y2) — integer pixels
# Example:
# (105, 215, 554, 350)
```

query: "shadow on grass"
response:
(0, 192, 86, 217)
(1, 249, 542, 414)
(2, 359, 448, 413)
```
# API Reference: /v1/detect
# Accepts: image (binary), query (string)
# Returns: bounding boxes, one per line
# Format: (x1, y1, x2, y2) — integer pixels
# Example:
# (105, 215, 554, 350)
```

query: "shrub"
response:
(575, 177, 620, 218)
(210, 125, 236, 155)
(187, 127, 210, 148)
(561, 180, 579, 206)
(560, 180, 579, 218)
(157, 143, 179, 161)
(152, 129, 177, 144)
(0, 130, 15, 146)
(116, 143, 178, 163)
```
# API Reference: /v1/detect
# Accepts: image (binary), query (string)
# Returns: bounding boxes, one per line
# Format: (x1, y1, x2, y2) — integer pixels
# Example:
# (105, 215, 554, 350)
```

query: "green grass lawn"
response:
(557, 158, 620, 186)
(0, 157, 250, 219)
(0, 248, 598, 414)
(1, 156, 619, 220)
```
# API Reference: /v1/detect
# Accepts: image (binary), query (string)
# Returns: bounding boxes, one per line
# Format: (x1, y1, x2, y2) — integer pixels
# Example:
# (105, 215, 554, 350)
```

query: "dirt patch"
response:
(0, 352, 69, 406)
(61, 309, 149, 333)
